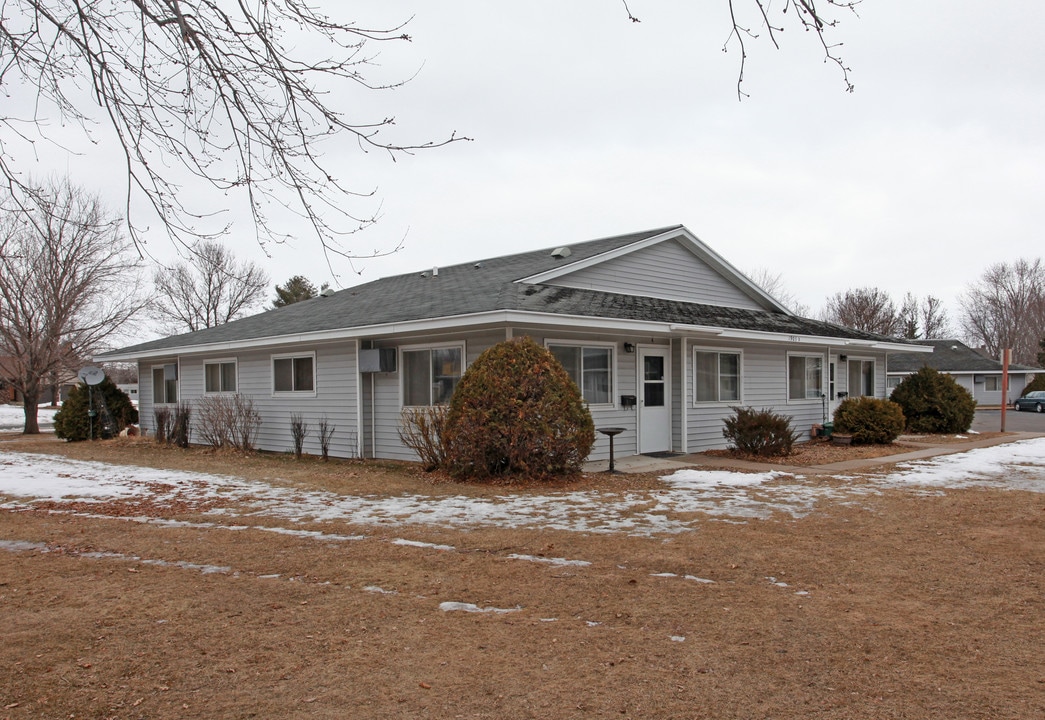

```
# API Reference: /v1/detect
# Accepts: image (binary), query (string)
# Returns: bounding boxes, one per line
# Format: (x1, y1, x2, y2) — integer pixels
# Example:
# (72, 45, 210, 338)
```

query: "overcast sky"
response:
(14, 0, 1045, 331)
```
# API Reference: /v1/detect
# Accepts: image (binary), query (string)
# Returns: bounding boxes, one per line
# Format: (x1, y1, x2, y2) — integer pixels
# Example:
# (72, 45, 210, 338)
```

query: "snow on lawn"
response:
(0, 403, 59, 432)
(1, 438, 1044, 536)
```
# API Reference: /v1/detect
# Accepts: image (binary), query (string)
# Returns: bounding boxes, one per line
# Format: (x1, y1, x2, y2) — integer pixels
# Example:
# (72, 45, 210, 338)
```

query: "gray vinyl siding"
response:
(684, 342, 880, 452)
(549, 239, 763, 310)
(362, 328, 654, 463)
(671, 338, 684, 453)
(142, 342, 360, 458)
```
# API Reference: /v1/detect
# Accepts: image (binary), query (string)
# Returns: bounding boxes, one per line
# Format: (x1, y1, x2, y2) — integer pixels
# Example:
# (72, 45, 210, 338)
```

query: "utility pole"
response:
(1000, 348, 1011, 432)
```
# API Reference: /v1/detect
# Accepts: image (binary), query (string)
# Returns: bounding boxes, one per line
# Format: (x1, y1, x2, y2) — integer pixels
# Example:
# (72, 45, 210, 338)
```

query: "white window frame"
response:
(271, 351, 317, 397)
(400, 341, 466, 408)
(984, 375, 1001, 392)
(203, 358, 238, 394)
(546, 339, 616, 409)
(787, 352, 825, 402)
(847, 357, 876, 398)
(691, 346, 743, 405)
(150, 363, 179, 405)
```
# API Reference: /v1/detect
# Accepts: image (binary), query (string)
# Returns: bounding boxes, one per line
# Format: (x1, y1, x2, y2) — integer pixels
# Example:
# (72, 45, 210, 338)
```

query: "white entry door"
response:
(639, 347, 671, 454)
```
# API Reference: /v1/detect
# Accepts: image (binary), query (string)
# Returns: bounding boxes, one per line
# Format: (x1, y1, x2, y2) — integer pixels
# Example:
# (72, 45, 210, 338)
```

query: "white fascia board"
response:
(516, 226, 791, 315)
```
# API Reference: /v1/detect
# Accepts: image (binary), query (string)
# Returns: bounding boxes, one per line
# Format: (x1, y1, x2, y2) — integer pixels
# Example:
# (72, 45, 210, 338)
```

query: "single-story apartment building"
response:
(97, 225, 930, 461)
(887, 339, 1039, 406)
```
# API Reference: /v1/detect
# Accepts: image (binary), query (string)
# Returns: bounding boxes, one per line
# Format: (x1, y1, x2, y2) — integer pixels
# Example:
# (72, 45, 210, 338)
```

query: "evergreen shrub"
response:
(832, 397, 905, 444)
(722, 406, 800, 457)
(442, 336, 595, 482)
(1021, 374, 1045, 396)
(54, 377, 139, 441)
(890, 366, 976, 433)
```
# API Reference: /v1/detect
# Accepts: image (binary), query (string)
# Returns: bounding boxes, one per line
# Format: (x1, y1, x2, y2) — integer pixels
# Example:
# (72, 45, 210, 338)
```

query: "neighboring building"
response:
(887, 339, 1039, 406)
(96, 225, 929, 461)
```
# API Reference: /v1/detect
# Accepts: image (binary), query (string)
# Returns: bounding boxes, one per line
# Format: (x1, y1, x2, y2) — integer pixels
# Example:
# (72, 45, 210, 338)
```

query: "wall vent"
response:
(550, 247, 572, 259)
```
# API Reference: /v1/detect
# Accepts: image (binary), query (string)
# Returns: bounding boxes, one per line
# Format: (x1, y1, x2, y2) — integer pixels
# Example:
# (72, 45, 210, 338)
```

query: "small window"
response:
(984, 376, 1001, 392)
(788, 355, 823, 400)
(151, 365, 178, 404)
(848, 359, 875, 397)
(693, 349, 741, 403)
(548, 343, 613, 405)
(402, 346, 463, 406)
(204, 360, 237, 393)
(273, 354, 315, 393)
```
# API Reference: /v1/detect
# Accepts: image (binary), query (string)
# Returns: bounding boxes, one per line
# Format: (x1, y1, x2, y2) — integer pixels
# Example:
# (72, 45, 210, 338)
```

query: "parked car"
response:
(1013, 390, 1045, 413)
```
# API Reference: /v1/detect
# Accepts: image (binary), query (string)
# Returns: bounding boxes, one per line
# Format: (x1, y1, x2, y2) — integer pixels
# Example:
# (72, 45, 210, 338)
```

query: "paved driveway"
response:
(972, 408, 1045, 433)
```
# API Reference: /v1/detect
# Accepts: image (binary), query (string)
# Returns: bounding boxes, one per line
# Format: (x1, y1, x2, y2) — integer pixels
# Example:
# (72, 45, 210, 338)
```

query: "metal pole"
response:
(1000, 348, 1010, 432)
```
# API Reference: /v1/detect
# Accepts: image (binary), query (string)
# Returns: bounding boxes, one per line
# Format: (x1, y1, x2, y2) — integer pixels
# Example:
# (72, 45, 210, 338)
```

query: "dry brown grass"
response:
(2, 436, 1044, 719)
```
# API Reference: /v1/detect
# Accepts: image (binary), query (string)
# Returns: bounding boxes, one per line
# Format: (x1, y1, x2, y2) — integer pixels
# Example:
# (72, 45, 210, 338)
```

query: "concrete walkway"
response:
(583, 431, 1045, 476)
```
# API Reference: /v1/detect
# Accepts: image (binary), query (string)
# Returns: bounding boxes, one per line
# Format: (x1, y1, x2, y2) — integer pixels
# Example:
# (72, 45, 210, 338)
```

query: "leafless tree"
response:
(746, 267, 810, 316)
(896, 293, 953, 340)
(959, 259, 1045, 365)
(0, 178, 146, 433)
(1, 1, 464, 265)
(920, 295, 952, 339)
(151, 241, 269, 334)
(822, 287, 902, 336)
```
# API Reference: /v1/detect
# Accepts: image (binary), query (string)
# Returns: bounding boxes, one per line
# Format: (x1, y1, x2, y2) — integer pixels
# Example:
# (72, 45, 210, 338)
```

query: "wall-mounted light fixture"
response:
(623, 342, 635, 354)
(839, 354, 848, 362)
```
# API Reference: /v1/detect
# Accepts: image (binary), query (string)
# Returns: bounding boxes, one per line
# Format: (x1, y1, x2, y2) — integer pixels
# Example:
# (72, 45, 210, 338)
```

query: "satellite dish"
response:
(78, 366, 105, 386)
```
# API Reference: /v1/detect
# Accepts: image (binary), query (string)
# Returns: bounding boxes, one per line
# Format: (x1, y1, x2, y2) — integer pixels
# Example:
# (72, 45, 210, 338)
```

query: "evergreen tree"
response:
(271, 276, 329, 308)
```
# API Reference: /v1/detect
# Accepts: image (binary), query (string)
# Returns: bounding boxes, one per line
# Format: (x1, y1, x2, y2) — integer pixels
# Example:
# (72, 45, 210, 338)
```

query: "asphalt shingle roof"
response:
(102, 226, 916, 358)
(888, 339, 1040, 373)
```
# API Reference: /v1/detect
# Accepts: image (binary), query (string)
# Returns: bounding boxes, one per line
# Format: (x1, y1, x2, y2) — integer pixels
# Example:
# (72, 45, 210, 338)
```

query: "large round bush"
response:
(54, 377, 139, 441)
(889, 366, 976, 433)
(832, 397, 905, 444)
(442, 336, 595, 482)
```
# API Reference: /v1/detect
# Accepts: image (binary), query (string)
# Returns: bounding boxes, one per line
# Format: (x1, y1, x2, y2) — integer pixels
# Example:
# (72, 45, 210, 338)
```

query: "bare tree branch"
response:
(959, 259, 1045, 365)
(1, 1, 467, 264)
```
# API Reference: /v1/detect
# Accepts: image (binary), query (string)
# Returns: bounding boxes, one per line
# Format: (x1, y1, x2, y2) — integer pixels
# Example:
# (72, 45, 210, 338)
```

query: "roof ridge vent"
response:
(320, 288, 335, 297)
(550, 247, 572, 259)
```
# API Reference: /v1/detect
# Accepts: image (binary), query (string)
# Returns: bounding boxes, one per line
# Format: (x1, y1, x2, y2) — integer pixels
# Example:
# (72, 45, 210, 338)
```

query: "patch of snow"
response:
(392, 538, 455, 551)
(670, 635, 686, 642)
(363, 586, 397, 595)
(0, 404, 59, 432)
(684, 575, 715, 584)
(507, 553, 590, 567)
(439, 602, 519, 614)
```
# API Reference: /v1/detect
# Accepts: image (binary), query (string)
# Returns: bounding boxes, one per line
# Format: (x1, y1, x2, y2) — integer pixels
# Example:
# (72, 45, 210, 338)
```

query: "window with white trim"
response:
(788, 354, 823, 400)
(204, 360, 237, 393)
(272, 353, 315, 393)
(151, 365, 178, 404)
(402, 345, 463, 406)
(548, 343, 613, 405)
(984, 376, 1001, 392)
(693, 349, 741, 403)
(848, 359, 875, 397)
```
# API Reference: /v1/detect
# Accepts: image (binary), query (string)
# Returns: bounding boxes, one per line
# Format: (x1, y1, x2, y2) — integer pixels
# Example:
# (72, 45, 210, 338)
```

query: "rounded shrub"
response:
(722, 406, 800, 457)
(54, 377, 139, 441)
(442, 336, 595, 482)
(832, 397, 905, 445)
(889, 366, 976, 433)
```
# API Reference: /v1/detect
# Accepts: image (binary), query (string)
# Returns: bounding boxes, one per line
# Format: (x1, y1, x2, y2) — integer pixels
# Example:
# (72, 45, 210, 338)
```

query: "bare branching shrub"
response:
(398, 406, 449, 472)
(196, 395, 233, 448)
(196, 395, 262, 451)
(317, 416, 336, 461)
(722, 406, 800, 457)
(290, 413, 309, 459)
(231, 397, 262, 452)
(172, 403, 192, 448)
(153, 407, 173, 444)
